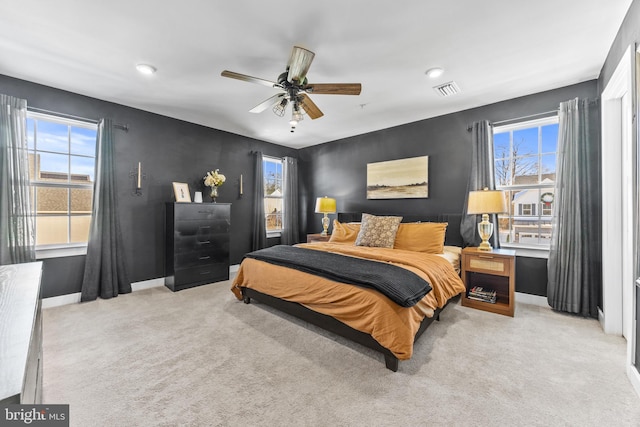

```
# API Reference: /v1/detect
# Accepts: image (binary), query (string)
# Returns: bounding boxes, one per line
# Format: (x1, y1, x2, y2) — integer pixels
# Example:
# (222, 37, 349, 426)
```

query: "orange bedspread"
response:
(231, 243, 465, 360)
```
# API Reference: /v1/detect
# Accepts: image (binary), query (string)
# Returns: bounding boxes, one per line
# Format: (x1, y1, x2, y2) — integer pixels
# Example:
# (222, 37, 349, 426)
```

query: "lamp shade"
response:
(315, 196, 336, 214)
(467, 189, 508, 215)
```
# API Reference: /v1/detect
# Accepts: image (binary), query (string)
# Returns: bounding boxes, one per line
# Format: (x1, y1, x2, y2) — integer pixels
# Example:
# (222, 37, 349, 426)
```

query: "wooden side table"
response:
(460, 247, 516, 317)
(306, 233, 331, 243)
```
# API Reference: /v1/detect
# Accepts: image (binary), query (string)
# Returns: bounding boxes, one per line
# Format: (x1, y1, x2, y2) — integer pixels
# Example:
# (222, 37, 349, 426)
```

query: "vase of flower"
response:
(204, 169, 226, 203)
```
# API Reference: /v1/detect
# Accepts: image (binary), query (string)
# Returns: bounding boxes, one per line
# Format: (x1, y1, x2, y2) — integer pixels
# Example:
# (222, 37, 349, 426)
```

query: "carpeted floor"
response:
(42, 280, 640, 426)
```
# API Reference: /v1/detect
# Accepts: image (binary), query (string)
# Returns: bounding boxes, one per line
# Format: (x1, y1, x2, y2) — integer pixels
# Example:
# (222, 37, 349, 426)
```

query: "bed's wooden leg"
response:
(384, 355, 399, 372)
(243, 296, 251, 304)
(436, 314, 440, 321)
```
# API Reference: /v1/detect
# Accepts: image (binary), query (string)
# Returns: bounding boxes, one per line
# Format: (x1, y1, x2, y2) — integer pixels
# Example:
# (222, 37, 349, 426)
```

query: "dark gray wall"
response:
(0, 75, 296, 298)
(299, 81, 599, 296)
(599, 0, 639, 93)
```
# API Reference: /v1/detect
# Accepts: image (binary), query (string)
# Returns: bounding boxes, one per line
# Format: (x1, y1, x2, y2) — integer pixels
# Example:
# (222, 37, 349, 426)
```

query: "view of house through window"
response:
(493, 116, 558, 247)
(27, 112, 97, 247)
(263, 156, 283, 233)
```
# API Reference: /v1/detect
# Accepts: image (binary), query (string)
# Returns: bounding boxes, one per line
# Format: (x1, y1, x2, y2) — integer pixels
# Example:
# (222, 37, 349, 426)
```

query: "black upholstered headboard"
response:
(337, 212, 463, 247)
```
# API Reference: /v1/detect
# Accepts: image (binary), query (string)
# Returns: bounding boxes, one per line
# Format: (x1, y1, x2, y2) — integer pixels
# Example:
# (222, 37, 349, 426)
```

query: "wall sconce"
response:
(130, 161, 146, 196)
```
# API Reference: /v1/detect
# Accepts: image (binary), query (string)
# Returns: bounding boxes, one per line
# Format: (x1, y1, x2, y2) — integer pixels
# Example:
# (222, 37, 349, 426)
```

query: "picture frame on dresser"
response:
(172, 182, 191, 202)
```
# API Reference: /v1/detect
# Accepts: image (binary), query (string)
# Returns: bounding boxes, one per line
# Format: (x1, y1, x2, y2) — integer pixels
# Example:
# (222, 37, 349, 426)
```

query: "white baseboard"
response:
(515, 292, 548, 308)
(43, 266, 240, 309)
(627, 365, 640, 400)
(42, 292, 81, 308)
(131, 277, 165, 292)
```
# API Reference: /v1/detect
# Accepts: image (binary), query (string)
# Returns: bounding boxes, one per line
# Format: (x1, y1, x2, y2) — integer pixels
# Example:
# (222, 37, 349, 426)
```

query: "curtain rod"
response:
(27, 107, 129, 131)
(492, 110, 558, 126)
(466, 98, 600, 132)
(466, 110, 558, 132)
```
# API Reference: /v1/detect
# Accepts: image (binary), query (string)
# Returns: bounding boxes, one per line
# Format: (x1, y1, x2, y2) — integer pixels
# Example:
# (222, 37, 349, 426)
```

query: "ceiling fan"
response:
(221, 46, 361, 132)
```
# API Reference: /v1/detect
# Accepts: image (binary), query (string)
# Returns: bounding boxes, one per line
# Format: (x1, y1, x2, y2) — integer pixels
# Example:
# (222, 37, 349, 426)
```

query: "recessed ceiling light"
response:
(136, 64, 157, 75)
(425, 67, 444, 78)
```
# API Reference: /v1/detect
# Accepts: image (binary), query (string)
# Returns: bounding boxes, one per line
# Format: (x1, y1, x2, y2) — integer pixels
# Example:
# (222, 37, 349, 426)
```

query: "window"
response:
(263, 156, 283, 234)
(493, 116, 558, 248)
(26, 112, 97, 249)
(519, 203, 535, 216)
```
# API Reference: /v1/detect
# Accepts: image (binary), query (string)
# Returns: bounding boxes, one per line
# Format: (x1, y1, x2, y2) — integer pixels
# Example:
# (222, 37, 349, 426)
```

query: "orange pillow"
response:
(393, 222, 448, 253)
(329, 220, 361, 244)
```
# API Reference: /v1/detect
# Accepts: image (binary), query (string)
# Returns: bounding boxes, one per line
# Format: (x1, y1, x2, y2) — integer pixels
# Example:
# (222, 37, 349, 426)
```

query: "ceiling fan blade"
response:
(221, 70, 279, 88)
(249, 93, 286, 113)
(303, 83, 362, 95)
(287, 46, 315, 84)
(299, 94, 324, 120)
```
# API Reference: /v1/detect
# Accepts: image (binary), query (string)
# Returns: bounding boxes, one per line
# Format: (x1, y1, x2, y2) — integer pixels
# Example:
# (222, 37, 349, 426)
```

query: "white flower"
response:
(203, 169, 226, 187)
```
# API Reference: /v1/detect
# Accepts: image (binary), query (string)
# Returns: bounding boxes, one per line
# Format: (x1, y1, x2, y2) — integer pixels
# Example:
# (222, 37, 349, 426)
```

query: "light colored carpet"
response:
(42, 280, 640, 426)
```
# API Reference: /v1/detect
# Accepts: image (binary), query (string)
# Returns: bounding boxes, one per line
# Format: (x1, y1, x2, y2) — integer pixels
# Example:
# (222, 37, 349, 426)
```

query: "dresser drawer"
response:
(174, 263, 229, 286)
(174, 233, 229, 253)
(464, 253, 511, 277)
(175, 248, 229, 269)
(174, 204, 231, 222)
(175, 219, 230, 235)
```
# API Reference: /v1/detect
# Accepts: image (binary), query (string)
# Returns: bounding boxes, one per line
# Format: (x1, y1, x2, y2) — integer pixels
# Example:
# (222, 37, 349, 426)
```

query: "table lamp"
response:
(467, 188, 508, 251)
(315, 196, 336, 236)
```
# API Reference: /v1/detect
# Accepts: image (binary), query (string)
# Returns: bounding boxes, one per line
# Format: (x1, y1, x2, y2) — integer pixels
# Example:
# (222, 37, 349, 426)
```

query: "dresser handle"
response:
(197, 240, 210, 245)
(199, 225, 211, 229)
(199, 271, 211, 275)
(478, 255, 494, 259)
(199, 256, 211, 260)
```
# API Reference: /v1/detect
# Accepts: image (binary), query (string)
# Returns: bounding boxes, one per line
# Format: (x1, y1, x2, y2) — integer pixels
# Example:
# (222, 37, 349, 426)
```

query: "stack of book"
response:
(467, 286, 497, 303)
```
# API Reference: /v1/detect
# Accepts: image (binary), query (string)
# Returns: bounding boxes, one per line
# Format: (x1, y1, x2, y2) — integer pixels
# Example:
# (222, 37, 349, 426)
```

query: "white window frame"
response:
(27, 111, 97, 259)
(494, 115, 558, 256)
(263, 156, 284, 238)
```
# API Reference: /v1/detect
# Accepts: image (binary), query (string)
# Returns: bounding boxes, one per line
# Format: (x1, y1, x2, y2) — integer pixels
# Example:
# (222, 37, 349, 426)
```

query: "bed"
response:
(231, 213, 466, 371)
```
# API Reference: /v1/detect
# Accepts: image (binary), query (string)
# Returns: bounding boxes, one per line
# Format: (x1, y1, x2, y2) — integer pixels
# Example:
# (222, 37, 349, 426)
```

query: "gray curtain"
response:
(461, 120, 499, 247)
(81, 119, 131, 301)
(281, 156, 300, 245)
(0, 94, 35, 264)
(251, 151, 266, 251)
(547, 98, 600, 317)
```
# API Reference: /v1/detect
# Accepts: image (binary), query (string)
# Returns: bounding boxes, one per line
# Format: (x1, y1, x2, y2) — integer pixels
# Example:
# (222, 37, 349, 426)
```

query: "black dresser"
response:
(165, 203, 231, 291)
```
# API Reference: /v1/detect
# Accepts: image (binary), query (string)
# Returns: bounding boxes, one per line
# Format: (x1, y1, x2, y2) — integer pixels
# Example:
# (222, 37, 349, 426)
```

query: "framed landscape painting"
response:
(366, 156, 429, 199)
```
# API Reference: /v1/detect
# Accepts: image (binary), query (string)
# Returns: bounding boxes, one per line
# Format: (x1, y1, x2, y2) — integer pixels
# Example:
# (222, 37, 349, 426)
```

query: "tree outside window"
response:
(494, 116, 558, 247)
(263, 157, 283, 232)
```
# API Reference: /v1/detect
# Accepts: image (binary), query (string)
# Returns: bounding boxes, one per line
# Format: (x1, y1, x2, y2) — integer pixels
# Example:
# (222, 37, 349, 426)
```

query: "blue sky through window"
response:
(27, 116, 96, 181)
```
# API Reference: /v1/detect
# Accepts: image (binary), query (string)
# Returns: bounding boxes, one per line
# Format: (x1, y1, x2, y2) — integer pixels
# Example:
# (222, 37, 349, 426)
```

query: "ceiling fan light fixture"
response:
(136, 63, 157, 75)
(290, 104, 304, 126)
(290, 112, 303, 126)
(425, 67, 444, 78)
(272, 98, 288, 117)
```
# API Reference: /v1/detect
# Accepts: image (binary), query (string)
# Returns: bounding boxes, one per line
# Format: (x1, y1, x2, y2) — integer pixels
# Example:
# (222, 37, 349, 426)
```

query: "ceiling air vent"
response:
(433, 81, 460, 97)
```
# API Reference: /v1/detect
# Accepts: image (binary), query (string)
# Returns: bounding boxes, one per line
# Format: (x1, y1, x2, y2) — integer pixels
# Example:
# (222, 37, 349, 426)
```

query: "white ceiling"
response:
(0, 1, 632, 148)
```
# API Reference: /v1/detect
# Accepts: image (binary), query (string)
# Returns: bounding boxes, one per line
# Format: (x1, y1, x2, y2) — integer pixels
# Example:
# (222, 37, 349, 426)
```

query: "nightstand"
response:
(460, 247, 516, 317)
(306, 233, 331, 243)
